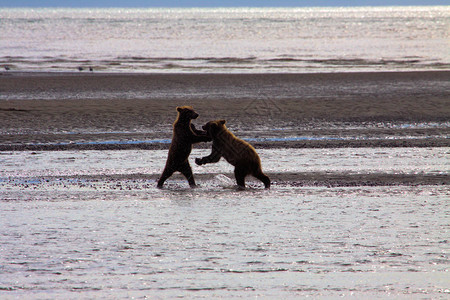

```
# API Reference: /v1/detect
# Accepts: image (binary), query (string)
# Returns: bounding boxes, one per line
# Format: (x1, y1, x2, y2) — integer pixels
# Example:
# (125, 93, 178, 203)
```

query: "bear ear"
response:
(176, 106, 183, 112)
(219, 119, 226, 125)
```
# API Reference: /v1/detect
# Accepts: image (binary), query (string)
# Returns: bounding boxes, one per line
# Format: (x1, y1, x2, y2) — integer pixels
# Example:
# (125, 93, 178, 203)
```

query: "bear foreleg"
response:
(195, 145, 222, 165)
(190, 124, 212, 143)
(192, 134, 212, 143)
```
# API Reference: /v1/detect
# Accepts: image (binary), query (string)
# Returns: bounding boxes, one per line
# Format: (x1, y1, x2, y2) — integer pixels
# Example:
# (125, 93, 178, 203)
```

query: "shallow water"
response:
(1, 186, 449, 298)
(1, 148, 449, 298)
(1, 7, 449, 73)
(0, 148, 448, 179)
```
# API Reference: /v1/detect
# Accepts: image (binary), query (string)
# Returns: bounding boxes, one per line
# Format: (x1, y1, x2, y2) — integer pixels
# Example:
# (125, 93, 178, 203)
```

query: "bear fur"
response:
(195, 119, 270, 189)
(157, 106, 211, 188)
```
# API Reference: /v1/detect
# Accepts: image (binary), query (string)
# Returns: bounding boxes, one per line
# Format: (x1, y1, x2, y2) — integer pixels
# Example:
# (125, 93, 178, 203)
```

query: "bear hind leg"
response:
(254, 171, 271, 189)
(179, 162, 196, 187)
(157, 167, 174, 188)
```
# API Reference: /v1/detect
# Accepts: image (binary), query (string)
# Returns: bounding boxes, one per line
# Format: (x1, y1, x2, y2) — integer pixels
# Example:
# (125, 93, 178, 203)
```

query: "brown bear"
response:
(195, 120, 270, 189)
(157, 106, 211, 188)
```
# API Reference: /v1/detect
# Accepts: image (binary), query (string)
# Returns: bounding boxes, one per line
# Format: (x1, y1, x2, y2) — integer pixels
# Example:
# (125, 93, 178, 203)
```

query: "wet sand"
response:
(0, 71, 449, 150)
(4, 172, 448, 189)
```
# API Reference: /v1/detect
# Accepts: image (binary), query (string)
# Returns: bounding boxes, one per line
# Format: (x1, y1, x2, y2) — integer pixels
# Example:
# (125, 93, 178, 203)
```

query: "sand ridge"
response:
(0, 71, 449, 150)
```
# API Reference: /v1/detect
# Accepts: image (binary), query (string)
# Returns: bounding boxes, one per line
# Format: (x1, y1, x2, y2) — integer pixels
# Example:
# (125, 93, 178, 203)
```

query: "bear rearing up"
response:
(195, 119, 270, 189)
(157, 106, 211, 188)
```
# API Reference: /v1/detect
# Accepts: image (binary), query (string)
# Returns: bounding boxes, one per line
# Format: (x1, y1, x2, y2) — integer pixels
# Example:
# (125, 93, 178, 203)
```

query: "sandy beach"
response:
(1, 71, 449, 150)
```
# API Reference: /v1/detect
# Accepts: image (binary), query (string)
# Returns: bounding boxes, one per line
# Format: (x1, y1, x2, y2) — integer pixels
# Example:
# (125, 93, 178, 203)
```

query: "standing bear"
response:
(195, 120, 270, 189)
(157, 106, 211, 188)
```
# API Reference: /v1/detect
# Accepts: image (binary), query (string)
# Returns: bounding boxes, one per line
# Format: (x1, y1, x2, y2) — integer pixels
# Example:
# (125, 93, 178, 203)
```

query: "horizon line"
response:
(1, 4, 448, 8)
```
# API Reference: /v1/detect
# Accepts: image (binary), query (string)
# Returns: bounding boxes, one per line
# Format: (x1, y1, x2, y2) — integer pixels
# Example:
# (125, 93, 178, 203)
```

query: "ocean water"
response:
(1, 148, 449, 298)
(1, 6, 449, 73)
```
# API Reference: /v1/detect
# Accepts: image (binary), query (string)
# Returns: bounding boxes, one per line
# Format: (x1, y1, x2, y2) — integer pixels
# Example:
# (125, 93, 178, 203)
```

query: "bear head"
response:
(176, 106, 199, 120)
(202, 119, 226, 137)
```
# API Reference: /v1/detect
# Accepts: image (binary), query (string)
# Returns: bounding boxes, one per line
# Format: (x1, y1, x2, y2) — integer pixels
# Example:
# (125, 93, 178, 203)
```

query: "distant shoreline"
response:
(2, 69, 449, 77)
(1, 6, 449, 8)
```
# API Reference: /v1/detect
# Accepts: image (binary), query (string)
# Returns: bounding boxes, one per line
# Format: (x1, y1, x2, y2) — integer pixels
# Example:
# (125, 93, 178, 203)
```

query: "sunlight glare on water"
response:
(0, 147, 449, 297)
(0, 184, 448, 298)
(0, 148, 447, 178)
(1, 7, 448, 72)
